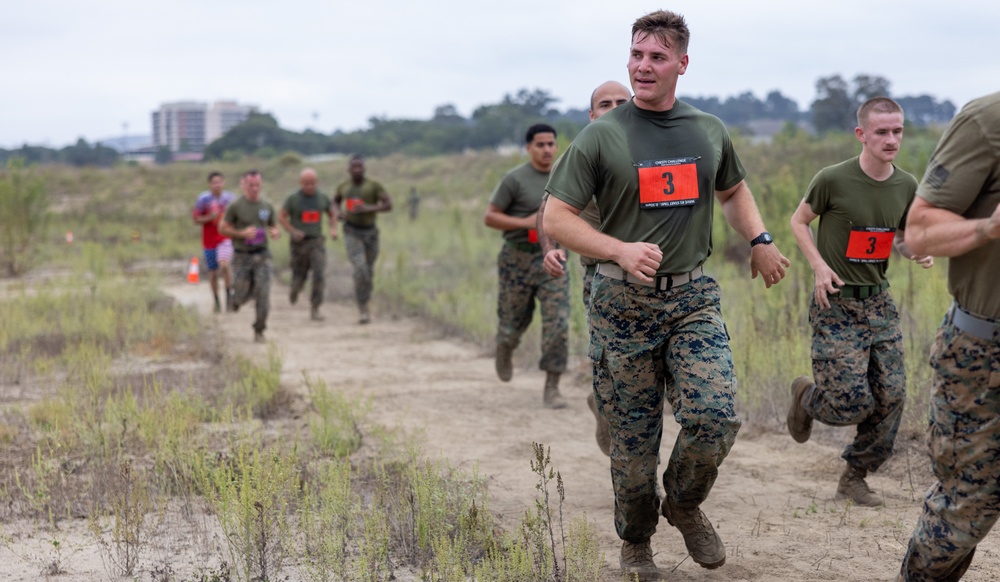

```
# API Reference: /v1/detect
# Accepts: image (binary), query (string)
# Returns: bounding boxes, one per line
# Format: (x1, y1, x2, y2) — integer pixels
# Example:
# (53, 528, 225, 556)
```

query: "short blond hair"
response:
(857, 97, 903, 128)
(632, 10, 689, 54)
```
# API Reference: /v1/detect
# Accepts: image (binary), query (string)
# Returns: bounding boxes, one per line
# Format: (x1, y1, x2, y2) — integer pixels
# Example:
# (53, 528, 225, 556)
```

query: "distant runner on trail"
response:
(192, 171, 236, 313)
(787, 97, 933, 507)
(896, 91, 1000, 582)
(484, 123, 570, 410)
(278, 167, 337, 322)
(219, 169, 280, 343)
(537, 79, 631, 454)
(334, 155, 392, 324)
(544, 10, 790, 580)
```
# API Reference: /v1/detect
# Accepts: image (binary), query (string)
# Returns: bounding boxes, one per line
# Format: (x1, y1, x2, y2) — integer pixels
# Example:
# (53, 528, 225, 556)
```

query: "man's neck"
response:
(530, 161, 551, 173)
(858, 150, 894, 182)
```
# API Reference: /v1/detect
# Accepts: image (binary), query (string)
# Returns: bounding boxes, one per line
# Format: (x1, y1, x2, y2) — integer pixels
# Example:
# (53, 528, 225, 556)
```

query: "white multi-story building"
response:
(152, 100, 256, 152)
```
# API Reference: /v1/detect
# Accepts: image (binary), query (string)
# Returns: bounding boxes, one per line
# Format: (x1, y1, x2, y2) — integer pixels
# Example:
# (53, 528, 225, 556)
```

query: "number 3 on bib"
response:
(845, 226, 895, 263)
(637, 157, 700, 209)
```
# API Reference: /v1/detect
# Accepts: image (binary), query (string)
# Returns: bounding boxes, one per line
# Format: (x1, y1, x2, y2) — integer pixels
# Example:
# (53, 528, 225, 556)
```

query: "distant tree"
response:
(896, 95, 957, 126)
(811, 73, 893, 133)
(61, 138, 119, 167)
(154, 146, 173, 165)
(0, 158, 49, 276)
(811, 75, 854, 133)
(763, 90, 799, 119)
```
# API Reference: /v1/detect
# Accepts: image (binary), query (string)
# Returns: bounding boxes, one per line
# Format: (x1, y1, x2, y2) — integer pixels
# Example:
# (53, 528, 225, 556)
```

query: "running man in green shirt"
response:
(787, 97, 933, 507)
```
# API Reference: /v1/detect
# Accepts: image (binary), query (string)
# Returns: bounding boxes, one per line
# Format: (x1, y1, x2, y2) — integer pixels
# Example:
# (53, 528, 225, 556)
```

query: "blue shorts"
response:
(203, 248, 219, 271)
(203, 239, 233, 271)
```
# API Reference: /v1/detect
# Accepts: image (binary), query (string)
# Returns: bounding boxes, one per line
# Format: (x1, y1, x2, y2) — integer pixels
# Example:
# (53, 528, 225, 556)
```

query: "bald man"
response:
(536, 80, 631, 452)
(279, 168, 337, 321)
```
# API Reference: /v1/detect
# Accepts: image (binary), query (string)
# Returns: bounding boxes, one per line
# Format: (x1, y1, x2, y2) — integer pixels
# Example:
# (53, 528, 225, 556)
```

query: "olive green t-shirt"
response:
(489, 162, 549, 244)
(546, 100, 746, 274)
(282, 190, 332, 238)
(224, 196, 276, 252)
(917, 91, 1000, 319)
(335, 178, 386, 228)
(805, 156, 917, 287)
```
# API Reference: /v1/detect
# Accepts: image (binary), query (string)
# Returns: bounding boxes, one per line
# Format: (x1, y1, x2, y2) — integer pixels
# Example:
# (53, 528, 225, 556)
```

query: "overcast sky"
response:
(3, 0, 996, 149)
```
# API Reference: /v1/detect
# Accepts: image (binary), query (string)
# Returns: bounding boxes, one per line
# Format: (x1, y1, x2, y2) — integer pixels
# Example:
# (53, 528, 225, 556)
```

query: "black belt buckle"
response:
(655, 274, 673, 291)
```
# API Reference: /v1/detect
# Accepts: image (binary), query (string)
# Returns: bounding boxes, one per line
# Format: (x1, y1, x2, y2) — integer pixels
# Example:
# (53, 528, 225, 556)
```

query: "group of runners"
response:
(191, 9, 999, 581)
(485, 9, 999, 582)
(191, 155, 391, 343)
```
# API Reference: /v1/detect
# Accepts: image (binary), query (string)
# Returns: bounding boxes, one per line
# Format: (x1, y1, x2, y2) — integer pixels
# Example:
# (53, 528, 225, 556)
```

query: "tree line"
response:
(2, 74, 956, 166)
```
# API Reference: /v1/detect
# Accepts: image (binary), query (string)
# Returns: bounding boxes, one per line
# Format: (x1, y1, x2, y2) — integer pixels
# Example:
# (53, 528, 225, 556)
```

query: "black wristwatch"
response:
(750, 231, 773, 247)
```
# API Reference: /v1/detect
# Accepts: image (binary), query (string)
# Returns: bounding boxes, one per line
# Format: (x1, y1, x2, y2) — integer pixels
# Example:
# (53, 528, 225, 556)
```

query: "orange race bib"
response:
(346, 198, 363, 212)
(846, 227, 895, 263)
(527, 228, 539, 243)
(636, 157, 700, 209)
(301, 210, 321, 224)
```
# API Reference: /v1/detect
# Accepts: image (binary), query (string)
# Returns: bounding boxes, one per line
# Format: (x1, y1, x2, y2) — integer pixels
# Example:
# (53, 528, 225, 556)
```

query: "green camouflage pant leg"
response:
(232, 251, 272, 333)
(290, 237, 327, 308)
(661, 280, 740, 510)
(535, 257, 569, 373)
(590, 275, 740, 542)
(344, 226, 379, 306)
(806, 291, 905, 472)
(496, 244, 536, 351)
(901, 313, 1000, 582)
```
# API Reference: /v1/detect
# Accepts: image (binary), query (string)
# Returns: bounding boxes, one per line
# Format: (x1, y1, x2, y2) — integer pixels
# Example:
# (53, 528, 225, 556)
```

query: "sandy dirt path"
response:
(160, 256, 1000, 582)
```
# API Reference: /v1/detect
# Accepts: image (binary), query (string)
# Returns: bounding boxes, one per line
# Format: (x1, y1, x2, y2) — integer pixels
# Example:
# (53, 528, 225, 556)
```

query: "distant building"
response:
(151, 100, 256, 153)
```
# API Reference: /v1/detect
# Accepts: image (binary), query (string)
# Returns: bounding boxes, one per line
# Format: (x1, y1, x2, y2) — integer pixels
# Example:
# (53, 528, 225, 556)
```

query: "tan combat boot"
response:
(543, 372, 566, 409)
(661, 498, 725, 569)
(311, 306, 324, 322)
(837, 465, 883, 506)
(587, 392, 611, 456)
(620, 540, 659, 581)
(787, 376, 815, 443)
(359, 303, 371, 324)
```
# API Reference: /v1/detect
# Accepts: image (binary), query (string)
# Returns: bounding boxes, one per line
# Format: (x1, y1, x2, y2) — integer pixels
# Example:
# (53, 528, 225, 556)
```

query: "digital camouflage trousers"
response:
(344, 224, 379, 307)
(232, 250, 272, 333)
(588, 274, 740, 543)
(496, 242, 569, 373)
(901, 310, 1000, 582)
(805, 290, 905, 472)
(290, 236, 326, 308)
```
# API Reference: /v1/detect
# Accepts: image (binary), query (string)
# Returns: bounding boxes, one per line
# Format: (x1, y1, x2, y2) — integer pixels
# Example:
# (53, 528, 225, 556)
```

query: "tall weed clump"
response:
(305, 374, 369, 457)
(224, 346, 284, 418)
(196, 440, 300, 582)
(0, 158, 49, 276)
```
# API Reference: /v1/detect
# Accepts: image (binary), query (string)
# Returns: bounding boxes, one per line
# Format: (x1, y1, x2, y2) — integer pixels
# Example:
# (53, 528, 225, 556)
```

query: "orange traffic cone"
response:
(187, 257, 200, 283)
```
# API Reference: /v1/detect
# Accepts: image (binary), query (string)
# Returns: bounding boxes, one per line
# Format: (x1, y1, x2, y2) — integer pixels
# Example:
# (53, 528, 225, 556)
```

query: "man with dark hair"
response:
(278, 168, 337, 321)
(192, 171, 236, 313)
(334, 155, 392, 324)
(788, 96, 932, 506)
(219, 170, 280, 343)
(544, 10, 789, 580)
(896, 91, 1000, 582)
(485, 123, 569, 409)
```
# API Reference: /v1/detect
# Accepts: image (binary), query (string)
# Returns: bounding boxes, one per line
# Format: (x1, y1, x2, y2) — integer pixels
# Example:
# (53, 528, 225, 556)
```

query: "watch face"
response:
(762, 233, 773, 243)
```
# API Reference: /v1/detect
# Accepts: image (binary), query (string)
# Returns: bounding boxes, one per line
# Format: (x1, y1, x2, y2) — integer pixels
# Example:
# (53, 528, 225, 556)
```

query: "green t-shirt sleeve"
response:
(546, 139, 597, 211)
(282, 194, 295, 215)
(804, 169, 831, 216)
(223, 201, 238, 225)
(917, 112, 993, 215)
(714, 129, 746, 192)
(489, 173, 518, 210)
